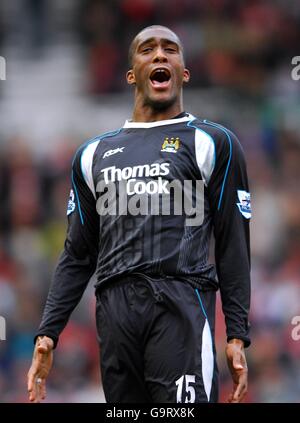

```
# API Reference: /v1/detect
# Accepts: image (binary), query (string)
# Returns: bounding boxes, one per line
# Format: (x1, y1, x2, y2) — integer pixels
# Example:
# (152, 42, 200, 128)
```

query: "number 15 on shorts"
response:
(175, 375, 196, 403)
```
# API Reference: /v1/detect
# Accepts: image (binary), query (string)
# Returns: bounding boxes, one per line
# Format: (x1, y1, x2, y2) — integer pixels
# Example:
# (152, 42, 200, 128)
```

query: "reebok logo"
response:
(103, 147, 125, 159)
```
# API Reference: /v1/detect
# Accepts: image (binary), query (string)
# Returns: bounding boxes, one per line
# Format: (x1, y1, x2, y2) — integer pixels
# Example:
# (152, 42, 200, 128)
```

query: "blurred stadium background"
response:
(0, 0, 300, 403)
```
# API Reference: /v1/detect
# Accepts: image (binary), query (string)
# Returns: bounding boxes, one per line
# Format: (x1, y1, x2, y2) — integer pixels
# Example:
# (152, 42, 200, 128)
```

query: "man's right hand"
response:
(27, 336, 54, 402)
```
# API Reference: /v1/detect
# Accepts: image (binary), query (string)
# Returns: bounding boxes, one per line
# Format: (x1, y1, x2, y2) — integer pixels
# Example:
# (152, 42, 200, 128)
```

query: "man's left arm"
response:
(207, 126, 251, 403)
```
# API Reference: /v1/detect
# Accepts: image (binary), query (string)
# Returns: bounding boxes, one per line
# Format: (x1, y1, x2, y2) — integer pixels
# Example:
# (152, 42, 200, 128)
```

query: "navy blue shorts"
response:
(96, 276, 219, 403)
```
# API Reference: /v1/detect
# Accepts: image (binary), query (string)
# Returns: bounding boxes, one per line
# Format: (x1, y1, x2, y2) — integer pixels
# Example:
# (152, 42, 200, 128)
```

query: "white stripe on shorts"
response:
(201, 319, 214, 401)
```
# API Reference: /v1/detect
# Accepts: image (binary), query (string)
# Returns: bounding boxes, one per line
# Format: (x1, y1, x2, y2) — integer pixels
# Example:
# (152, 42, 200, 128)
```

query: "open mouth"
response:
(150, 68, 171, 88)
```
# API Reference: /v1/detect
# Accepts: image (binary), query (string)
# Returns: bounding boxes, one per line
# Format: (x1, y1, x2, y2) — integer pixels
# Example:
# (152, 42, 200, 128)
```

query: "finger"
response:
(27, 371, 37, 402)
(34, 378, 44, 403)
(227, 391, 234, 403)
(29, 390, 36, 402)
(27, 373, 34, 393)
(40, 379, 47, 400)
(29, 388, 36, 402)
(232, 378, 247, 402)
(34, 388, 41, 403)
(231, 392, 245, 403)
(28, 375, 41, 402)
(28, 381, 37, 402)
(233, 385, 247, 402)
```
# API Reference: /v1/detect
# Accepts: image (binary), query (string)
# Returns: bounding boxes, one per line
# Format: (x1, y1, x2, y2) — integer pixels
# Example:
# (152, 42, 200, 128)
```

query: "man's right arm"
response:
(28, 144, 99, 401)
(35, 144, 99, 348)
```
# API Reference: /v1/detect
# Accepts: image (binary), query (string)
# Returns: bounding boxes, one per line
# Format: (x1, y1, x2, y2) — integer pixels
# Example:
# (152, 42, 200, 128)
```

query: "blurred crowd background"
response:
(0, 0, 300, 403)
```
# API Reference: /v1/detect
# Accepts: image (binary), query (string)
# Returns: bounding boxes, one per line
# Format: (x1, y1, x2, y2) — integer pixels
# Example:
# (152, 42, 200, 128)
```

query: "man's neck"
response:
(131, 99, 184, 122)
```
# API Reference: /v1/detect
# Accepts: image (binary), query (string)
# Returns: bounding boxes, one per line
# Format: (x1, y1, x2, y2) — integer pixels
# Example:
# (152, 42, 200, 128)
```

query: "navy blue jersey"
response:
(36, 113, 251, 347)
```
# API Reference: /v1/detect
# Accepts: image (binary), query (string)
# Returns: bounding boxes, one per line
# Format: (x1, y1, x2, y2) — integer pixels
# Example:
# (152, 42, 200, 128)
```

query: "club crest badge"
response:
(161, 137, 180, 153)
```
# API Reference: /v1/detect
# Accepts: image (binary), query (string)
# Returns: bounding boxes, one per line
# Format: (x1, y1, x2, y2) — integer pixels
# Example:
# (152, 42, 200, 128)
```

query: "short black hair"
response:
(128, 25, 184, 67)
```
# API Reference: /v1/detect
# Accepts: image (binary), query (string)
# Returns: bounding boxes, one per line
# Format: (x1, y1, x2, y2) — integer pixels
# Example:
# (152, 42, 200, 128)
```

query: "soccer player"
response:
(27, 25, 251, 403)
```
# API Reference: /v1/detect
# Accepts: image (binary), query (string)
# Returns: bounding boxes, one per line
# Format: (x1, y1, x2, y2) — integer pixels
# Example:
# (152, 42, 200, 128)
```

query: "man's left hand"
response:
(225, 338, 248, 403)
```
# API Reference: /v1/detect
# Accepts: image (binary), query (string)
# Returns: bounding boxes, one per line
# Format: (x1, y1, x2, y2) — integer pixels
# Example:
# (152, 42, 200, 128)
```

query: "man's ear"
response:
(126, 69, 136, 85)
(183, 68, 190, 83)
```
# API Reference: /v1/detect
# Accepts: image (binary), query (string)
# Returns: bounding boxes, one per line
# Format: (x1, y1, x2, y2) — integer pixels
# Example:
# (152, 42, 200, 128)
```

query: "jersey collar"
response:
(123, 113, 195, 128)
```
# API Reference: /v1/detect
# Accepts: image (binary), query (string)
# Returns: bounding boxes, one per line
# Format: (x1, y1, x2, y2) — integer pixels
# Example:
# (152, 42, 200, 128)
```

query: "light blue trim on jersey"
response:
(71, 170, 84, 225)
(195, 288, 208, 320)
(203, 119, 233, 211)
(187, 118, 216, 186)
(71, 128, 123, 225)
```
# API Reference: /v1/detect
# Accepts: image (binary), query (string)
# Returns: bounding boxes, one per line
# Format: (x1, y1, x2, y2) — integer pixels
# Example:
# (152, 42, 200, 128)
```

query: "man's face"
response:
(127, 28, 190, 110)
